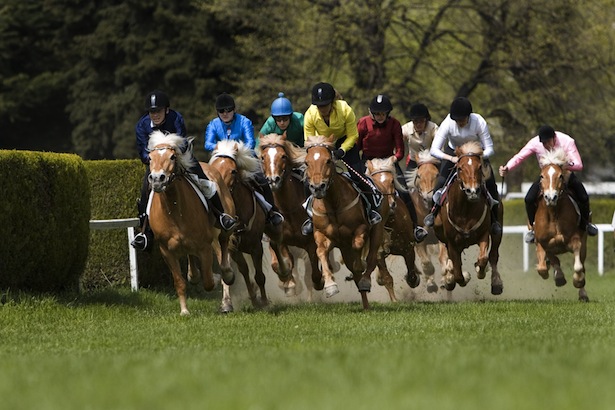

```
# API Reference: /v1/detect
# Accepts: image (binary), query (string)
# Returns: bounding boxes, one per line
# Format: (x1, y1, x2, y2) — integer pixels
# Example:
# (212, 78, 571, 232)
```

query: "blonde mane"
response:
(417, 149, 440, 165)
(458, 141, 484, 156)
(539, 147, 570, 169)
(259, 133, 306, 167)
(366, 157, 407, 191)
(211, 139, 261, 182)
(147, 130, 195, 171)
(305, 135, 335, 150)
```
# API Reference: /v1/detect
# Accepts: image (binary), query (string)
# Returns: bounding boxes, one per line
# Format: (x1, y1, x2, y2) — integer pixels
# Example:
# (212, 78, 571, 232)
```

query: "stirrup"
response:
(432, 188, 443, 206)
(524, 229, 535, 244)
(219, 213, 239, 231)
(414, 226, 428, 243)
(490, 221, 502, 236)
(301, 219, 313, 236)
(368, 210, 382, 225)
(131, 232, 151, 252)
(268, 210, 285, 226)
(424, 212, 435, 227)
(586, 223, 598, 236)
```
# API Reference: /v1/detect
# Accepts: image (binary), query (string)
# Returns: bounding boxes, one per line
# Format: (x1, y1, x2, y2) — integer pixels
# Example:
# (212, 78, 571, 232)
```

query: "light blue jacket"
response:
(204, 113, 255, 152)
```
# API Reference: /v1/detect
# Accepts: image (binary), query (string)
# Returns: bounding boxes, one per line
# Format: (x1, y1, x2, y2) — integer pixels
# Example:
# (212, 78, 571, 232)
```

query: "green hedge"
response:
(502, 197, 615, 226)
(0, 150, 90, 291)
(83, 160, 171, 291)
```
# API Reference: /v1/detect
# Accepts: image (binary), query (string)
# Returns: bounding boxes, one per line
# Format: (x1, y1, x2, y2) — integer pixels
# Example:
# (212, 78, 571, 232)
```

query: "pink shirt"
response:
(504, 131, 583, 172)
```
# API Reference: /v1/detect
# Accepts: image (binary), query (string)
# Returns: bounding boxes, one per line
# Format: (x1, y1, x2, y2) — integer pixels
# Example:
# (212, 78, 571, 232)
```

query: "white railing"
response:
(89, 218, 140, 291)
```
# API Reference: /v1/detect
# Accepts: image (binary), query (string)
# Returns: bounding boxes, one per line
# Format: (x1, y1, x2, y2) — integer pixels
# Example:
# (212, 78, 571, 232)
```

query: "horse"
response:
(365, 156, 420, 300)
(432, 141, 504, 294)
(303, 135, 384, 309)
(534, 148, 589, 301)
(210, 139, 295, 312)
(147, 131, 235, 315)
(258, 133, 323, 299)
(410, 150, 447, 293)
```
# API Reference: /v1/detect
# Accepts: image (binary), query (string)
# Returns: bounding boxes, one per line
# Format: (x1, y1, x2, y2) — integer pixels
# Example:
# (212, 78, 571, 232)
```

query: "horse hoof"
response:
(324, 283, 339, 298)
(444, 282, 456, 291)
(405, 273, 420, 289)
(345, 274, 354, 282)
(579, 290, 589, 302)
(426, 282, 438, 293)
(537, 270, 549, 280)
(219, 304, 234, 314)
(491, 284, 503, 295)
(357, 277, 371, 292)
(554, 276, 567, 287)
(284, 286, 297, 297)
(180, 309, 190, 316)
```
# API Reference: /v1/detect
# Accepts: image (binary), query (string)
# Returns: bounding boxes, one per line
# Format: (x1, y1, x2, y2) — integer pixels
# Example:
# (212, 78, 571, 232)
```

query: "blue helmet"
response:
(271, 92, 293, 116)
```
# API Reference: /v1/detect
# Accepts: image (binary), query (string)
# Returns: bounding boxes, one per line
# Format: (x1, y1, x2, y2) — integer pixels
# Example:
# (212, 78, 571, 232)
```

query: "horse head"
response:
(210, 139, 261, 192)
(304, 135, 336, 199)
(366, 156, 399, 212)
(455, 141, 484, 202)
(147, 131, 194, 192)
(539, 147, 569, 207)
(415, 149, 440, 203)
(258, 132, 305, 191)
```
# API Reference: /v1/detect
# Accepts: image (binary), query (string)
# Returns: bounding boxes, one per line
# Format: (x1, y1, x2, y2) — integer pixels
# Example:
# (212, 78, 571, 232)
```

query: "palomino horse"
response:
(210, 140, 295, 312)
(258, 133, 322, 298)
(304, 135, 384, 309)
(534, 148, 589, 301)
(433, 141, 503, 294)
(410, 150, 447, 293)
(365, 156, 420, 300)
(147, 131, 234, 315)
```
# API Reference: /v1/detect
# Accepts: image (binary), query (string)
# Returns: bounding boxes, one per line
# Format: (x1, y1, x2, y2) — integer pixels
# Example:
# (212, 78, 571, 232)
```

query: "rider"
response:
(401, 103, 439, 189)
(259, 92, 304, 147)
(424, 97, 502, 235)
(301, 82, 382, 235)
(204, 93, 284, 226)
(499, 125, 598, 243)
(357, 94, 428, 243)
(132, 90, 238, 251)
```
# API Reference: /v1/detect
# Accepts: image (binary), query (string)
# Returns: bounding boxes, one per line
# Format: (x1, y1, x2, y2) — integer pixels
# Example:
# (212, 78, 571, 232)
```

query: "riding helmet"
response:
(369, 94, 393, 113)
(215, 93, 236, 110)
(311, 82, 335, 106)
(145, 90, 170, 111)
(449, 97, 473, 120)
(271, 92, 293, 116)
(409, 103, 431, 121)
(538, 125, 556, 142)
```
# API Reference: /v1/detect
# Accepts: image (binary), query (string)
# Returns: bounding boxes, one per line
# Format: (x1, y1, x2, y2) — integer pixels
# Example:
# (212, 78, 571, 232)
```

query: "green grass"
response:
(2, 270, 615, 410)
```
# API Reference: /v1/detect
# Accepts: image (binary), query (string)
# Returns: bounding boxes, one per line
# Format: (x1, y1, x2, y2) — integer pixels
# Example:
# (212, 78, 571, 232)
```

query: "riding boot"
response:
(578, 200, 598, 236)
(490, 205, 502, 236)
(401, 191, 427, 242)
(209, 192, 239, 231)
(423, 188, 444, 227)
(524, 200, 537, 243)
(259, 182, 284, 226)
(131, 208, 154, 252)
(365, 193, 382, 225)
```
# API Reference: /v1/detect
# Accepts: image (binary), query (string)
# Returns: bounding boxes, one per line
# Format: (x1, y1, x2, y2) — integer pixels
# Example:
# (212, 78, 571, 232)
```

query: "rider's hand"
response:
(450, 156, 459, 164)
(499, 166, 508, 177)
(332, 148, 345, 160)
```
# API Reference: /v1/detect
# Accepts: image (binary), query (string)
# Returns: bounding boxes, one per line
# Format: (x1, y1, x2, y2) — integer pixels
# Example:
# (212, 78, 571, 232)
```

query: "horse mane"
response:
(147, 131, 195, 172)
(417, 149, 440, 165)
(211, 139, 261, 183)
(367, 157, 407, 191)
(458, 141, 483, 156)
(305, 135, 335, 150)
(259, 133, 306, 167)
(539, 147, 570, 169)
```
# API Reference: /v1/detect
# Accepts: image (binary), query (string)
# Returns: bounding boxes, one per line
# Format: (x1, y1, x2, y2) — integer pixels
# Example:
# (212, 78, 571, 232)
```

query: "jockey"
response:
(499, 125, 598, 243)
(258, 92, 305, 147)
(302, 82, 383, 235)
(424, 97, 502, 235)
(357, 94, 428, 243)
(401, 103, 439, 188)
(132, 90, 238, 252)
(204, 93, 284, 226)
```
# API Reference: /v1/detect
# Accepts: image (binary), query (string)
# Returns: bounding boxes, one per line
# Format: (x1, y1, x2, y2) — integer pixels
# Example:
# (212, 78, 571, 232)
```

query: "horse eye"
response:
(231, 169, 238, 175)
(170, 154, 176, 160)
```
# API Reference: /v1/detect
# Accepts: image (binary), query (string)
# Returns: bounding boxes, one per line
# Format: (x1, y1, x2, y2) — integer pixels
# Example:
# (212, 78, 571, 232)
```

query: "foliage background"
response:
(1, 0, 614, 187)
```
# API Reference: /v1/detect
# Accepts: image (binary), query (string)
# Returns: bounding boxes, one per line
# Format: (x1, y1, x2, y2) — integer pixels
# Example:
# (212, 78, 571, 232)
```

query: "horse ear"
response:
(281, 131, 287, 141)
(186, 137, 195, 152)
(366, 159, 373, 172)
(327, 134, 336, 143)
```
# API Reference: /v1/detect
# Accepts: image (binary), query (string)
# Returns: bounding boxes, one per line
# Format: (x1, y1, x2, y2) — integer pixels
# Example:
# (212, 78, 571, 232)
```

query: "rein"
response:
(445, 201, 488, 236)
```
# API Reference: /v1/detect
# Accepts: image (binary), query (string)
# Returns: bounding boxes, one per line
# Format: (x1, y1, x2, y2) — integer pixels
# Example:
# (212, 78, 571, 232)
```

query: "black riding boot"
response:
(131, 198, 154, 252)
(400, 190, 427, 242)
(301, 182, 313, 236)
(578, 200, 598, 236)
(209, 192, 239, 231)
(258, 178, 284, 226)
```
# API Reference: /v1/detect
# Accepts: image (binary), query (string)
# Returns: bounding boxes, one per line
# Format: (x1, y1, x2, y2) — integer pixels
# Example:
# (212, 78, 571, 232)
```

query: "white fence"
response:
(89, 216, 615, 292)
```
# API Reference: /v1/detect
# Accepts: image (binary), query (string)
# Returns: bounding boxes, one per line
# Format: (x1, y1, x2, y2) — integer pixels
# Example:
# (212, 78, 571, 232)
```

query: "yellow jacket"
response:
(304, 100, 358, 153)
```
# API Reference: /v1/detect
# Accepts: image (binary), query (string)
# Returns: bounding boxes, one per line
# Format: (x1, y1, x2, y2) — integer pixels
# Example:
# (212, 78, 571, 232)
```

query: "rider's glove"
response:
(332, 148, 345, 160)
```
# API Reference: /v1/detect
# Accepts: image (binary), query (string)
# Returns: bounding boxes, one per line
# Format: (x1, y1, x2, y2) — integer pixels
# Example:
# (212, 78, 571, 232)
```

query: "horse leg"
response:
(231, 251, 259, 308)
(216, 231, 235, 286)
(573, 238, 589, 302)
(306, 242, 324, 291)
(376, 255, 397, 302)
(403, 246, 421, 290)
(448, 246, 470, 289)
(160, 247, 189, 316)
(194, 251, 215, 292)
(251, 245, 270, 307)
(535, 243, 550, 279)
(551, 254, 567, 287)
(415, 242, 437, 293)
(187, 256, 200, 285)
(474, 237, 490, 280)
(314, 232, 338, 297)
(220, 283, 234, 313)
(269, 242, 296, 296)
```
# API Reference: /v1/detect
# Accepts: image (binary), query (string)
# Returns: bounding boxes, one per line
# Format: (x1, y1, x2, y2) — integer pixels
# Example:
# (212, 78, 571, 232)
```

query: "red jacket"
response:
(357, 115, 405, 161)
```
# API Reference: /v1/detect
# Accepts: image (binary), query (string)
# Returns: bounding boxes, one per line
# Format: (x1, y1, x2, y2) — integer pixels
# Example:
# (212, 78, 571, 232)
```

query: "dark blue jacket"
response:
(135, 110, 187, 164)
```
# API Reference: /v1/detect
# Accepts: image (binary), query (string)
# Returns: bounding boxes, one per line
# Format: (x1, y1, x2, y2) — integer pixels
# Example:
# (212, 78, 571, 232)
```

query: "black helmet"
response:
(409, 103, 431, 121)
(369, 94, 393, 113)
(449, 97, 472, 120)
(215, 93, 235, 110)
(538, 125, 556, 142)
(311, 82, 335, 106)
(145, 90, 170, 111)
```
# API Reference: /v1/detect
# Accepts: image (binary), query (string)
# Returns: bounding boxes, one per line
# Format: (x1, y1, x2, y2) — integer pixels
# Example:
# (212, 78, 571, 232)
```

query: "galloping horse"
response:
(534, 148, 589, 301)
(210, 140, 295, 312)
(365, 156, 419, 300)
(304, 135, 384, 309)
(259, 133, 323, 298)
(147, 131, 235, 315)
(410, 150, 447, 293)
(433, 141, 503, 294)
